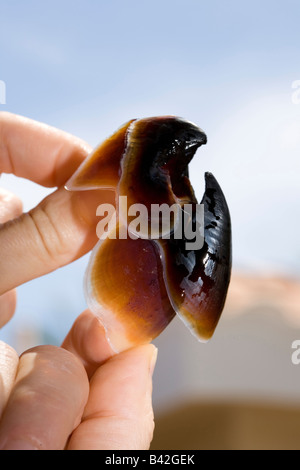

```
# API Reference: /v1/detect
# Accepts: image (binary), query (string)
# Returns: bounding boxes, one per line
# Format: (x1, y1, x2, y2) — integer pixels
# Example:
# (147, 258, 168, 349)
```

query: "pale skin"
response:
(0, 112, 157, 450)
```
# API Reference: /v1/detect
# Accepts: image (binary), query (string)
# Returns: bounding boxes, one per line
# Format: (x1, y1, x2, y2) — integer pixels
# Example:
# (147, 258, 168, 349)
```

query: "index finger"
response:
(0, 113, 114, 295)
(0, 112, 92, 187)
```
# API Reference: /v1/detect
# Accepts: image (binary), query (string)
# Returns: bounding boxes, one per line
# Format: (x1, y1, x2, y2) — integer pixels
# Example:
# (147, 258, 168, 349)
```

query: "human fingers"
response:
(0, 342, 19, 419)
(0, 112, 92, 187)
(67, 344, 157, 450)
(61, 310, 115, 379)
(0, 188, 23, 326)
(0, 186, 115, 295)
(0, 291, 17, 329)
(0, 112, 114, 295)
(0, 188, 23, 221)
(0, 345, 89, 450)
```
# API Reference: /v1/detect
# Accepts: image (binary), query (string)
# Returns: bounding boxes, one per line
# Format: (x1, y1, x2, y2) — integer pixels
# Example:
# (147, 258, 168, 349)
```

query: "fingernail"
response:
(149, 346, 158, 377)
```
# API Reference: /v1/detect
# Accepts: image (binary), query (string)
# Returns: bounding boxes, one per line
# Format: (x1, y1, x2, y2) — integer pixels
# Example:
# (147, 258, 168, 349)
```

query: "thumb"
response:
(67, 344, 158, 450)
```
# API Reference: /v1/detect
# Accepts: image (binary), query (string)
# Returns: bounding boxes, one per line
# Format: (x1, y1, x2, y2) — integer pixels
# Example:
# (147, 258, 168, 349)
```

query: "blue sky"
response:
(1, 0, 300, 130)
(1, 0, 300, 348)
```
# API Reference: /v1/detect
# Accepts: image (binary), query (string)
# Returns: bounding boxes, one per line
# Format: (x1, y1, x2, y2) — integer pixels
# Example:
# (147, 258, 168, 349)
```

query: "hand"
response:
(0, 318, 157, 450)
(0, 112, 157, 450)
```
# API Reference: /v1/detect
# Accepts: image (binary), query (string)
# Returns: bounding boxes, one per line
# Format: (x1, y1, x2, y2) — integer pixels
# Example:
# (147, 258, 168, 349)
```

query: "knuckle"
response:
(27, 204, 68, 265)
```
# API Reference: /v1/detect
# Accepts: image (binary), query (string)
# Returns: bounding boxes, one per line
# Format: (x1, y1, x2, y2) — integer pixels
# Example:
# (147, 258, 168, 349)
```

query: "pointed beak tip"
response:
(201, 133, 208, 146)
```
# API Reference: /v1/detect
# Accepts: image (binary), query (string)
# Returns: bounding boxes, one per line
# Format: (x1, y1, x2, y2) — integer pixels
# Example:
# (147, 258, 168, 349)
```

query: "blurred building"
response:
(151, 273, 300, 450)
